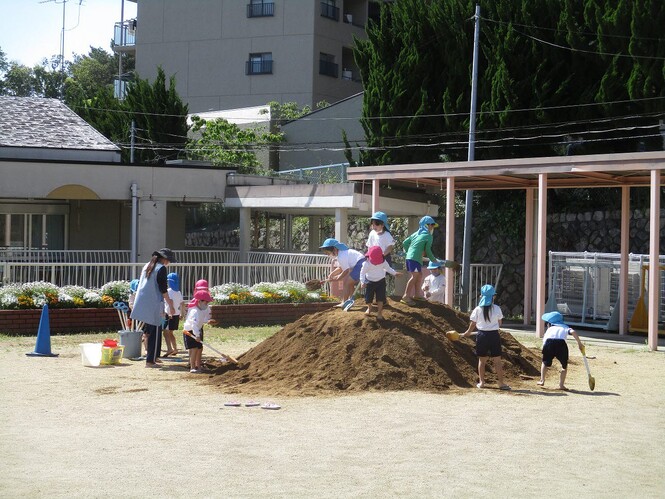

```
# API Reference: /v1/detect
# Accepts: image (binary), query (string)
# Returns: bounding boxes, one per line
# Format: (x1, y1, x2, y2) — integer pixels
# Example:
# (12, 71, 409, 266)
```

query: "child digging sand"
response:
(538, 311, 584, 390)
(183, 289, 213, 373)
(360, 245, 401, 320)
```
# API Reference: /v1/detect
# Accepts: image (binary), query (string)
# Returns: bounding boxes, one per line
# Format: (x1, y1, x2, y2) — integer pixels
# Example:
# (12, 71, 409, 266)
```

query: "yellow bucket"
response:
(100, 345, 125, 365)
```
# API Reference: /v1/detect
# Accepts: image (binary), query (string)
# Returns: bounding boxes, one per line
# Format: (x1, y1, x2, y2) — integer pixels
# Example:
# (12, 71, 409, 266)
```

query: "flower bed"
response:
(0, 303, 336, 334)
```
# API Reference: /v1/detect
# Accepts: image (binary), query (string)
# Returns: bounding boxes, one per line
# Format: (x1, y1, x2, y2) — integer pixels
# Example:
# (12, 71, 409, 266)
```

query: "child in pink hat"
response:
(359, 246, 401, 320)
(183, 289, 213, 373)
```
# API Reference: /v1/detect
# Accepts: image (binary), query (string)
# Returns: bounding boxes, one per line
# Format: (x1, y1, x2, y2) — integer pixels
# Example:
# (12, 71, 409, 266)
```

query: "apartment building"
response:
(115, 0, 382, 113)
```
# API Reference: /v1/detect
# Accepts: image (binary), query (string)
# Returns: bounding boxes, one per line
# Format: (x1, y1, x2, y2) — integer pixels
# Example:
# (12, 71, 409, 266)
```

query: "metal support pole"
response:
(461, 3, 480, 311)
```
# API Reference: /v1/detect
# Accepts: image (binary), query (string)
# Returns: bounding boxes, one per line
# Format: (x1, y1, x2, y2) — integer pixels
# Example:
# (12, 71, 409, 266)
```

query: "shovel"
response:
(580, 344, 595, 391)
(182, 330, 238, 364)
(342, 282, 361, 311)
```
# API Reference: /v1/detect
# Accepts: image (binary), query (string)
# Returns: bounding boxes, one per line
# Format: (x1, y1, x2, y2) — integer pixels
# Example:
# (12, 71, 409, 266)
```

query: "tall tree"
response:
(123, 67, 189, 164)
(354, 0, 665, 166)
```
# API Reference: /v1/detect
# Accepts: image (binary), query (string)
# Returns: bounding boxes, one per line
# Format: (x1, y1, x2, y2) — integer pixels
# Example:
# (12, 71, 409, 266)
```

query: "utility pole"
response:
(461, 3, 480, 311)
(118, 0, 125, 97)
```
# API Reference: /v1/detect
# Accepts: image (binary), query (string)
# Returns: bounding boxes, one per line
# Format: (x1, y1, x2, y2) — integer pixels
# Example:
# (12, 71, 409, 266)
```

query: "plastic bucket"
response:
(80, 343, 102, 367)
(118, 330, 142, 358)
(101, 345, 124, 365)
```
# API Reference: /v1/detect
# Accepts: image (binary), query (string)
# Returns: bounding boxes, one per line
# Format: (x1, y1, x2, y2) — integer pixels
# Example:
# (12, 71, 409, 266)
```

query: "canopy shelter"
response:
(347, 151, 664, 351)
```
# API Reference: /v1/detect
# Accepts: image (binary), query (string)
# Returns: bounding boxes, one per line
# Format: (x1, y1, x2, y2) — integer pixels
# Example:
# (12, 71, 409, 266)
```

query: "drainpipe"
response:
(131, 182, 138, 262)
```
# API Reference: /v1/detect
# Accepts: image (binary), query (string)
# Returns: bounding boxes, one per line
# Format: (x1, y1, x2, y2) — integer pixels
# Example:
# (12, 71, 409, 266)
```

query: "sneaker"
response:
(190, 368, 200, 373)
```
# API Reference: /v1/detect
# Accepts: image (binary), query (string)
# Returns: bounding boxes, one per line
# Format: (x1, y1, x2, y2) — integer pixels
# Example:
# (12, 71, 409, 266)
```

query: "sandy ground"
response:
(0, 330, 664, 498)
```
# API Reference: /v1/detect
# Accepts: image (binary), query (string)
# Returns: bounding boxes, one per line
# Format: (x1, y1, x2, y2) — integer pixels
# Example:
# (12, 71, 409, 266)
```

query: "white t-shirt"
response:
(360, 260, 398, 284)
(422, 273, 445, 304)
(543, 324, 573, 342)
(366, 230, 395, 254)
(183, 305, 211, 337)
(337, 248, 365, 271)
(165, 289, 183, 315)
(470, 304, 503, 331)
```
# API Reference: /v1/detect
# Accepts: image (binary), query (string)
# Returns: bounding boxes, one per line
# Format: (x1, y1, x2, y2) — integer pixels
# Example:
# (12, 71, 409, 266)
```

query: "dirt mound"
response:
(206, 299, 541, 396)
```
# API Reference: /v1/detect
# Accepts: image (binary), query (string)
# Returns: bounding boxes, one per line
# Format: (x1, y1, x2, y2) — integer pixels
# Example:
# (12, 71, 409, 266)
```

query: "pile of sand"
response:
(207, 299, 541, 396)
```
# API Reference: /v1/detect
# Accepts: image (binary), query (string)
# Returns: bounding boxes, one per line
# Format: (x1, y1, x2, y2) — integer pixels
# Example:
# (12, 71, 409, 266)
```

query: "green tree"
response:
(123, 67, 189, 164)
(187, 116, 283, 174)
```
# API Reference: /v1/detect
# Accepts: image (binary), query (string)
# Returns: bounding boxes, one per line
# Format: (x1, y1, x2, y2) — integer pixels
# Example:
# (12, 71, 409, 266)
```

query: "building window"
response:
(247, 1, 275, 18)
(246, 53, 273, 75)
(319, 53, 338, 78)
(320, 0, 339, 21)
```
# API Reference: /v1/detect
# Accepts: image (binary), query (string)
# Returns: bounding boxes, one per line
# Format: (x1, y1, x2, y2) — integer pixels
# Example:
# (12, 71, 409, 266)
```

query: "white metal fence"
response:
(1, 249, 503, 306)
(547, 251, 665, 330)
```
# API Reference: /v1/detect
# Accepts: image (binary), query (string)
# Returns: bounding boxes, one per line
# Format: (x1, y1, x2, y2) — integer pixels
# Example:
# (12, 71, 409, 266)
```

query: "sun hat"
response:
(542, 311, 565, 325)
(167, 272, 180, 292)
(478, 284, 496, 307)
(188, 289, 213, 308)
(153, 247, 177, 263)
(129, 279, 139, 293)
(366, 245, 384, 265)
(194, 279, 209, 291)
(419, 215, 438, 228)
(319, 238, 349, 251)
(370, 211, 390, 231)
(427, 261, 443, 270)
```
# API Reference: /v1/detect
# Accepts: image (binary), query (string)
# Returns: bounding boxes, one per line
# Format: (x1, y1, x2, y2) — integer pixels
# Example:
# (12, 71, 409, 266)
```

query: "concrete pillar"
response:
(619, 186, 630, 335)
(308, 216, 321, 251)
(239, 207, 251, 263)
(335, 208, 348, 244)
(647, 170, 661, 351)
(285, 214, 293, 251)
(524, 188, 534, 325)
(372, 179, 380, 214)
(445, 178, 455, 306)
(137, 199, 167, 260)
(536, 174, 548, 338)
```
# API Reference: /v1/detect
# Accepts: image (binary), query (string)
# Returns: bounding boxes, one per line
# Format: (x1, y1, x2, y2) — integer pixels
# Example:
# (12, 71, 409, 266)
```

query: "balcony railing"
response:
(247, 1, 275, 17)
(320, 2, 339, 21)
(246, 60, 273, 75)
(113, 20, 136, 47)
(319, 59, 338, 78)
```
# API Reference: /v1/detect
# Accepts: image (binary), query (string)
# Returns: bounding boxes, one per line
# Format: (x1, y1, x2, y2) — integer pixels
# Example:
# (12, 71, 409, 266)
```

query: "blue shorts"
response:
(475, 330, 502, 357)
(406, 259, 422, 272)
(349, 258, 365, 281)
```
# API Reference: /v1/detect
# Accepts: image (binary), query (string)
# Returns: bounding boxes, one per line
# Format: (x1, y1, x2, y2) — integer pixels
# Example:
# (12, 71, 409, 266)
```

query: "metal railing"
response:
(113, 20, 136, 47)
(320, 2, 339, 21)
(246, 59, 273, 75)
(277, 163, 348, 184)
(319, 59, 339, 78)
(1, 250, 331, 298)
(247, 1, 275, 17)
(548, 251, 665, 330)
(453, 264, 503, 311)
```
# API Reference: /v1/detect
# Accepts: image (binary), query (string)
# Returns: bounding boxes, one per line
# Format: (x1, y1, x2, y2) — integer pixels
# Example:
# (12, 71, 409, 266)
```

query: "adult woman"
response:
(130, 248, 177, 367)
(461, 284, 510, 390)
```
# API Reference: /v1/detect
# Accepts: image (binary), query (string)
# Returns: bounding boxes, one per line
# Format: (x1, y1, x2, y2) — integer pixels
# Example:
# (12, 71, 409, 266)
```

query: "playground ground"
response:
(0, 326, 663, 498)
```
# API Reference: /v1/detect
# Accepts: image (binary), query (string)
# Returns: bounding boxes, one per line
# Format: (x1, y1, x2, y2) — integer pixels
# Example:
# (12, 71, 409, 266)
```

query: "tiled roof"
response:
(0, 96, 120, 151)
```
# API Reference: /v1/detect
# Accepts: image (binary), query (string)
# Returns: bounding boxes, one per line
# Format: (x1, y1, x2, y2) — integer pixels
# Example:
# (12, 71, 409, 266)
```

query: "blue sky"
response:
(1, 0, 137, 66)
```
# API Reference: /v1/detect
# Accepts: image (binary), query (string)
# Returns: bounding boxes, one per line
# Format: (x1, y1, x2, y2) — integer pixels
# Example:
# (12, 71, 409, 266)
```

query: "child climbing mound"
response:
(538, 311, 584, 390)
(360, 245, 401, 320)
(422, 261, 446, 304)
(320, 238, 366, 307)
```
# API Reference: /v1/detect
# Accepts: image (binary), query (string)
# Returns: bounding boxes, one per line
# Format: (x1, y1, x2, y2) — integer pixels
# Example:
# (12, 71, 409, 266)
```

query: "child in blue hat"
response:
(360, 245, 402, 320)
(422, 261, 446, 304)
(401, 216, 458, 306)
(366, 211, 394, 265)
(461, 284, 510, 390)
(162, 272, 183, 357)
(320, 238, 366, 307)
(539, 311, 584, 390)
